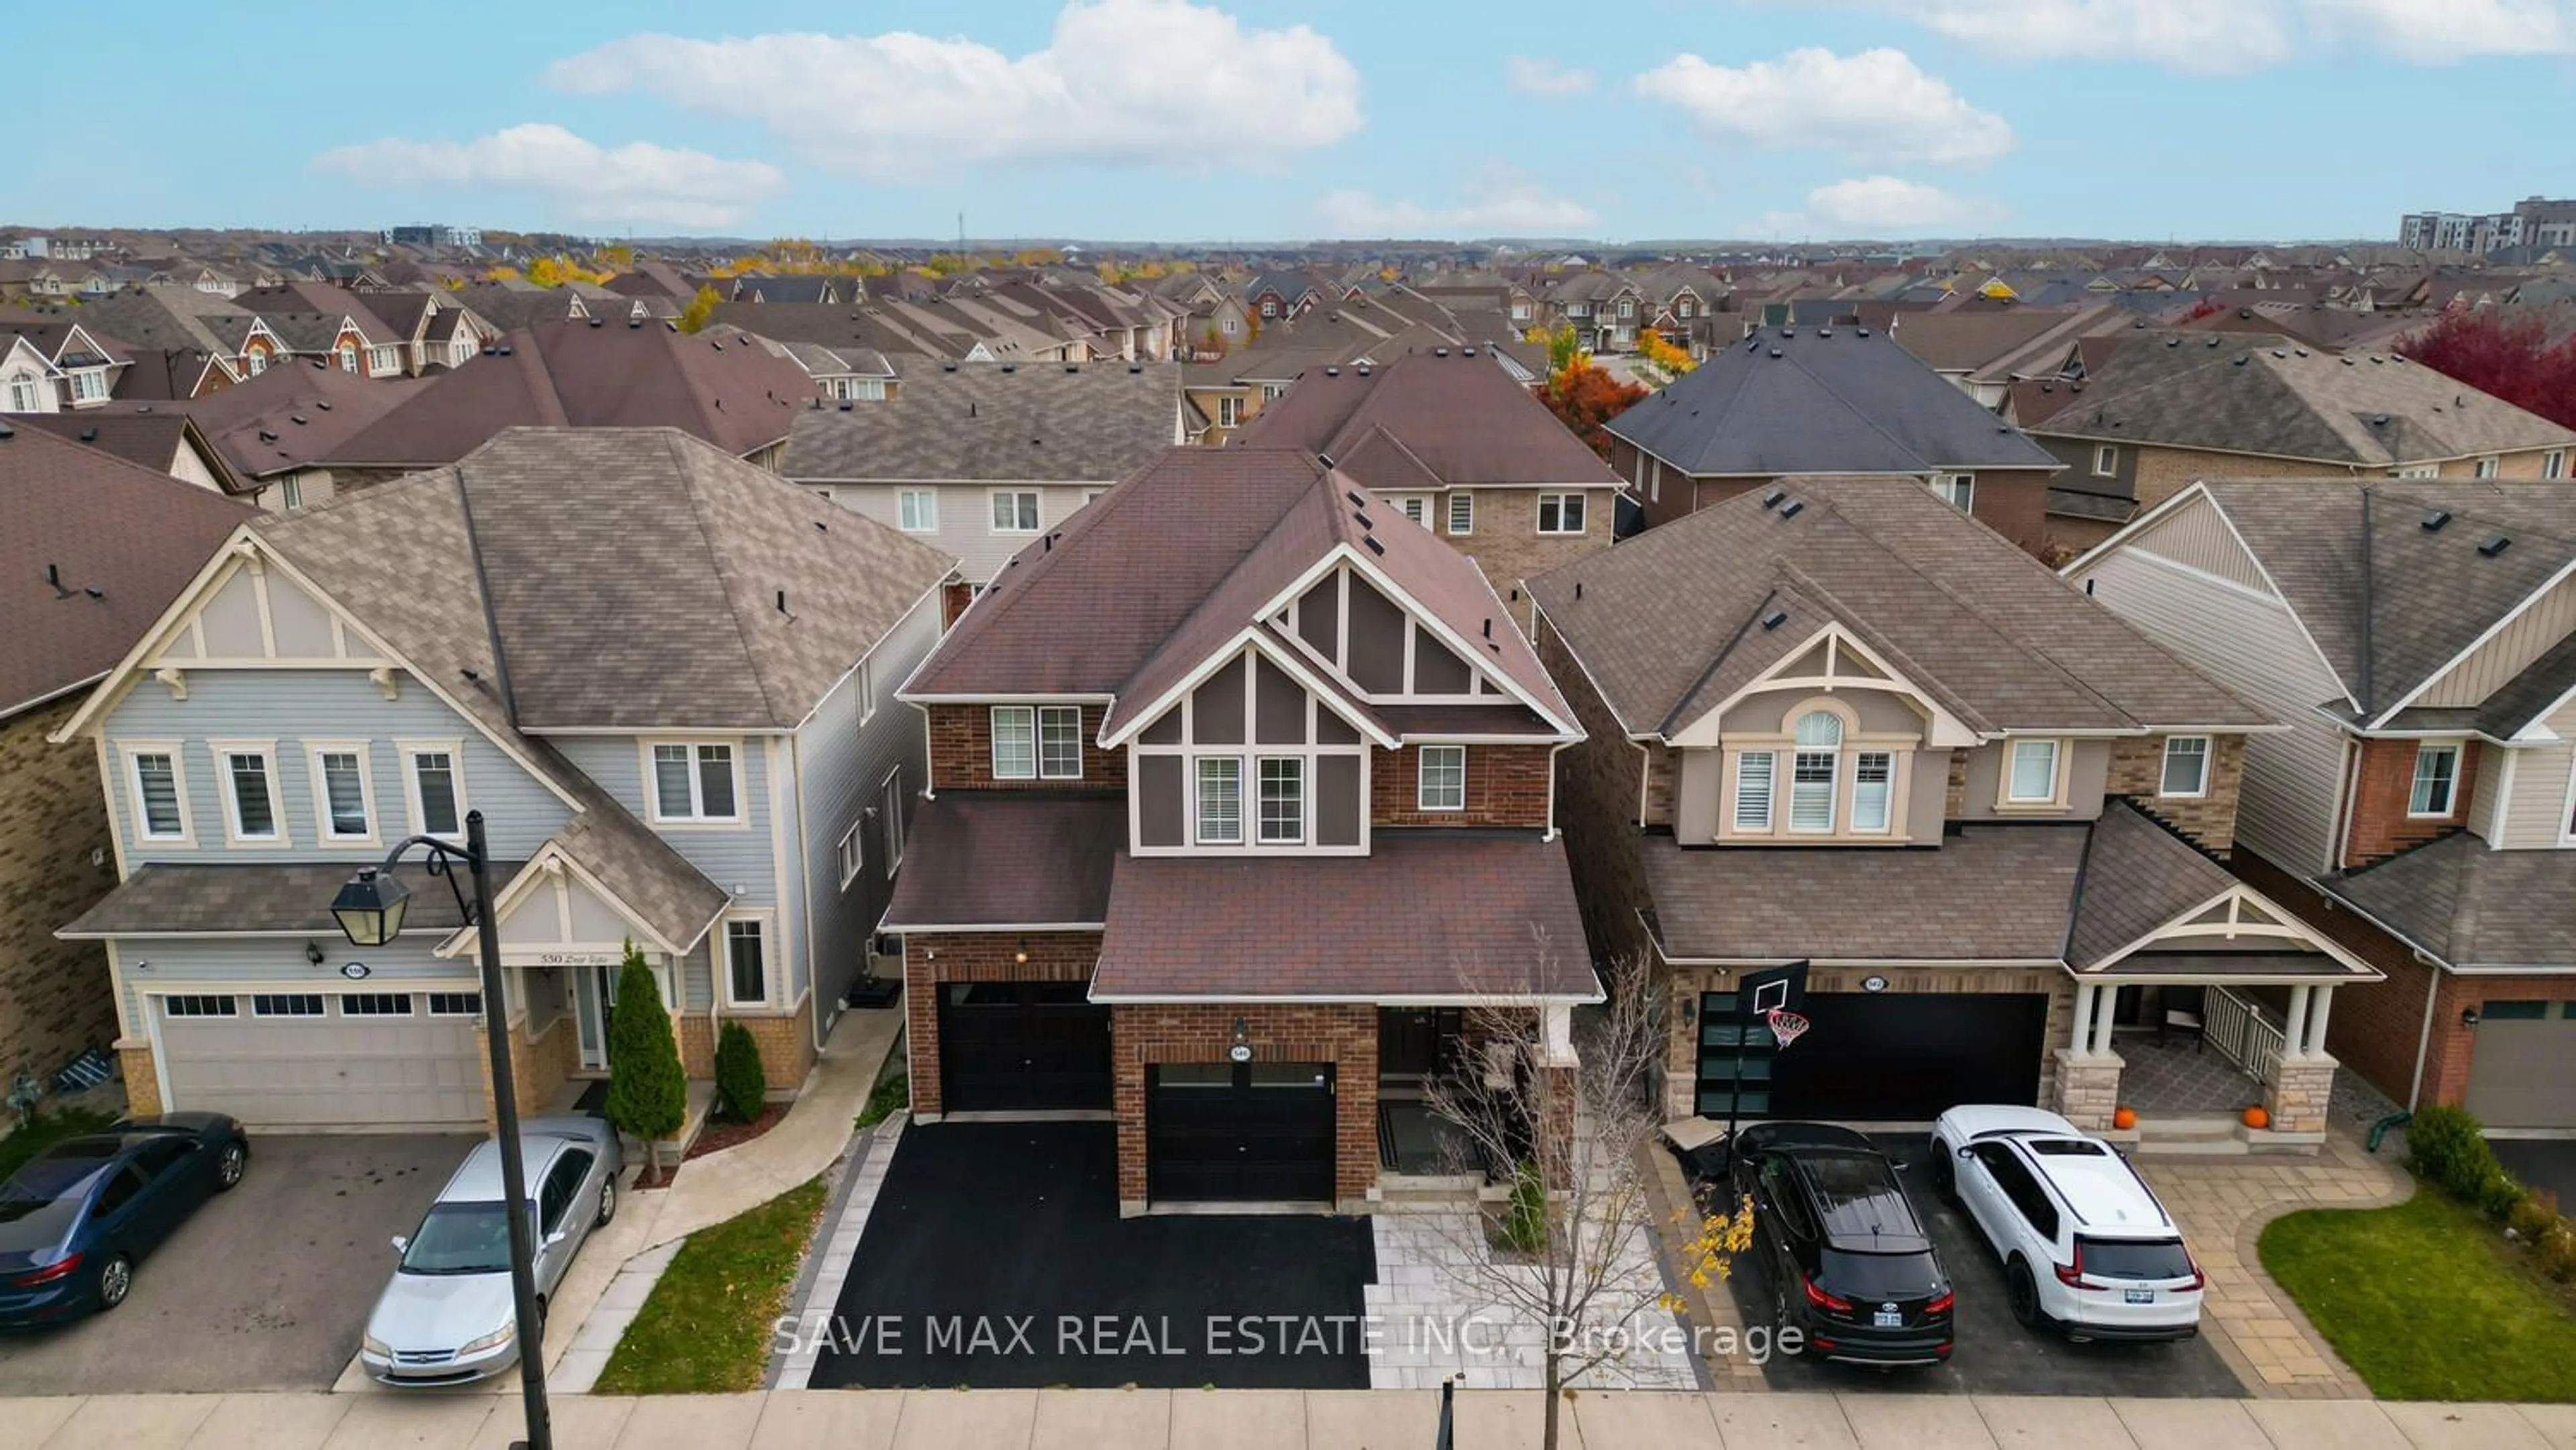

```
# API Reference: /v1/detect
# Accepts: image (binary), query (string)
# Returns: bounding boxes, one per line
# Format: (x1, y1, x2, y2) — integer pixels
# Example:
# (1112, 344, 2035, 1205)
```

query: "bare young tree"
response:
(1422, 952, 1750, 1450)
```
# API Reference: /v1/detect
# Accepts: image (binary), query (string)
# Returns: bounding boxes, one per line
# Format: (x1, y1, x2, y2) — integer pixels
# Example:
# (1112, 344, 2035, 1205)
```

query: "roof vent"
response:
(1856, 327, 1870, 338)
(1782, 327, 1796, 338)
(942, 362, 958, 372)
(1324, 364, 1340, 377)
(1760, 609, 1789, 631)
(1778, 499, 1805, 519)
(257, 429, 277, 442)
(290, 413, 308, 425)
(1363, 535, 1385, 555)
(839, 400, 853, 412)
(2457, 395, 2467, 407)
(2271, 349, 2286, 358)
(710, 340, 724, 350)
(317, 400, 331, 411)
(1345, 490, 1367, 507)
(497, 345, 513, 356)
(2370, 354, 2383, 364)
(2343, 356, 2356, 366)
(78, 426, 96, 441)
(1760, 488, 1787, 509)
(2233, 356, 2249, 367)
(1128, 362, 1142, 374)
(2167, 338, 2181, 348)
(588, 317, 602, 328)
(1065, 362, 1079, 373)
(1817, 326, 1832, 338)
(1768, 348, 1783, 358)
(1001, 363, 1016, 372)
(775, 589, 789, 613)
(2422, 509, 2453, 532)
(1574, 580, 1583, 600)
(629, 317, 642, 329)
(1462, 345, 1477, 356)
(2207, 337, 2222, 347)
(1354, 511, 1374, 531)
(1434, 346, 1450, 357)
(2480, 533, 2514, 558)
(2373, 413, 2390, 425)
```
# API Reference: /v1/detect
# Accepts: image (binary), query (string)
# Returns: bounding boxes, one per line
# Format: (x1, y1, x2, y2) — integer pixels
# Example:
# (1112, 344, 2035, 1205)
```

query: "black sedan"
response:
(1729, 1122, 1954, 1367)
(0, 1113, 248, 1328)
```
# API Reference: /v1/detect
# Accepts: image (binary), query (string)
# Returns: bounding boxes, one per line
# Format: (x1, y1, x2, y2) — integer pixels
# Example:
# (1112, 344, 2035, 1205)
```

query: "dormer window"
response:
(1725, 700, 1909, 841)
(2003, 738, 2065, 807)
(1788, 711, 1841, 832)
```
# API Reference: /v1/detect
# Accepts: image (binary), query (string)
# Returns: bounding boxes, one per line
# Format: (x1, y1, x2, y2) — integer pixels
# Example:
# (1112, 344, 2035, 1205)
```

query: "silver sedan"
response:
(358, 1117, 623, 1385)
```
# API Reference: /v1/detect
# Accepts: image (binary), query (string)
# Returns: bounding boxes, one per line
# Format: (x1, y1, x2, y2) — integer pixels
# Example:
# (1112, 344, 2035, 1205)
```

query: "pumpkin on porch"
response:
(2111, 1106, 2138, 1131)
(2242, 1104, 2271, 1130)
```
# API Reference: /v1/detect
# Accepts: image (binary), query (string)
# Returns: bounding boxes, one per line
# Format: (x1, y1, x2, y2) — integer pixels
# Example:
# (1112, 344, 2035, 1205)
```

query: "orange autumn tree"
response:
(1639, 326, 1695, 376)
(1539, 360, 1648, 460)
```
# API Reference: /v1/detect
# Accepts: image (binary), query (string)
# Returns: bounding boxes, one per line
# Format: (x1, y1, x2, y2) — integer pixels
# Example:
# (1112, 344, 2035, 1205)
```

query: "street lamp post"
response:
(331, 811, 549, 1450)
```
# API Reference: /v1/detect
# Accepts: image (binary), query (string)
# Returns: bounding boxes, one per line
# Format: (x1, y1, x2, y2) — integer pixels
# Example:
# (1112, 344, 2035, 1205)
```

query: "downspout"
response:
(1633, 738, 1654, 829)
(2407, 951, 2442, 1110)
(2328, 733, 2362, 872)
(794, 722, 827, 1058)
(1544, 739, 1572, 843)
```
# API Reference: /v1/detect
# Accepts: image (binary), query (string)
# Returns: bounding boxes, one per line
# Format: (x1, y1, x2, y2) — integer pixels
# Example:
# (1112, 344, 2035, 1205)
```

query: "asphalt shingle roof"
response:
(780, 362, 1178, 482)
(2330, 832, 2576, 970)
(60, 860, 512, 938)
(881, 794, 1123, 930)
(1232, 350, 1621, 490)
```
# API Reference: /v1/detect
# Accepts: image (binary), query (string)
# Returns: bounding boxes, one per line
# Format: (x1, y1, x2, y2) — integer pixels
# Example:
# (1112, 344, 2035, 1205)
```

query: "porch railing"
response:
(2204, 986, 2285, 1085)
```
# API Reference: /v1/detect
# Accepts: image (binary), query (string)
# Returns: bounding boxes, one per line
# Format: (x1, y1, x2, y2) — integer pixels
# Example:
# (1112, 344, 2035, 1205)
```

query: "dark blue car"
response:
(0, 1112, 248, 1327)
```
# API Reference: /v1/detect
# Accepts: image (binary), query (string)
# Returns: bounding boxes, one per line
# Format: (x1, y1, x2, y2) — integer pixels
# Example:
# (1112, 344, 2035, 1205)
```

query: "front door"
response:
(1146, 1061, 1338, 1203)
(574, 965, 622, 1072)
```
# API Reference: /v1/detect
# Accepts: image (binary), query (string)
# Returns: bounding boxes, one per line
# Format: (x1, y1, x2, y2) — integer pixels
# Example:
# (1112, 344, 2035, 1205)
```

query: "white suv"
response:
(1929, 1106, 2202, 1342)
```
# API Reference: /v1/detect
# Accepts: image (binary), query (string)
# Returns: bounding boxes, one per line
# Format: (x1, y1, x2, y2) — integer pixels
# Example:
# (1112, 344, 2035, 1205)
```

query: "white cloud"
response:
(1761, 176, 2004, 236)
(313, 123, 786, 229)
(1835, 0, 2572, 70)
(547, 0, 1362, 178)
(1317, 170, 1600, 237)
(1634, 48, 2012, 166)
(1507, 56, 1596, 96)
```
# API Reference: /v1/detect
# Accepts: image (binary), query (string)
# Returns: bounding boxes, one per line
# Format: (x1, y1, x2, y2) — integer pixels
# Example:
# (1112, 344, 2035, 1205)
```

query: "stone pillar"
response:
(2051, 1047, 2123, 1131)
(2265, 1051, 2337, 1135)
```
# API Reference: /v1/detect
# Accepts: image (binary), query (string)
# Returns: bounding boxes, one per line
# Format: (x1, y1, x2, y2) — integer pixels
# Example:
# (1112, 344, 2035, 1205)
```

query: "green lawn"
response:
(0, 1108, 119, 1184)
(2260, 1188, 2576, 1400)
(593, 1177, 828, 1394)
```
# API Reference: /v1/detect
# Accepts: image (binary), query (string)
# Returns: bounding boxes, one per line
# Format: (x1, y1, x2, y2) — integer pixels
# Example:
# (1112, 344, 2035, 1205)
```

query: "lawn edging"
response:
(2208, 1131, 2412, 1398)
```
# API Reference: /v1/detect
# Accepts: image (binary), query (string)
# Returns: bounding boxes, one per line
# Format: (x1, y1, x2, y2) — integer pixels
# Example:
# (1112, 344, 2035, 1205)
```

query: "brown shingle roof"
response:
(881, 794, 1123, 930)
(1091, 836, 1597, 999)
(60, 860, 509, 938)
(0, 425, 252, 715)
(1232, 351, 1621, 490)
(2063, 801, 2239, 970)
(2328, 831, 2576, 970)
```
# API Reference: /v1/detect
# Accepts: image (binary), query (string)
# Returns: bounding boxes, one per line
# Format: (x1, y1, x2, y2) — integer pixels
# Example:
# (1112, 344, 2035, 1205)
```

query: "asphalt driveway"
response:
(1715, 1133, 2245, 1397)
(0, 1133, 468, 1394)
(812, 1121, 1376, 1390)
(2490, 1139, 2576, 1208)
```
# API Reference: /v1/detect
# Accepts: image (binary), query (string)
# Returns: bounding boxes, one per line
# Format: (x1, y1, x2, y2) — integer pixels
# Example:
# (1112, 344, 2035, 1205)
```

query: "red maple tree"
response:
(2398, 308, 2576, 431)
(1537, 364, 1648, 459)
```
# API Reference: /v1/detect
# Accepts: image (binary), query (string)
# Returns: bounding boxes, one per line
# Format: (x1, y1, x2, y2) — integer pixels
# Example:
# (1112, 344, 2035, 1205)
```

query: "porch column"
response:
(1539, 1003, 1577, 1068)
(2090, 990, 2116, 1055)
(2284, 985, 2313, 1059)
(2070, 983, 2100, 1055)
(2302, 985, 2335, 1056)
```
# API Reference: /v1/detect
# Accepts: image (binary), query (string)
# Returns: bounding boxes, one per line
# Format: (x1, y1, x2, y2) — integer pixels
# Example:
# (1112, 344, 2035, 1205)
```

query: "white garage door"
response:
(157, 991, 485, 1129)
(2465, 1000, 2576, 1130)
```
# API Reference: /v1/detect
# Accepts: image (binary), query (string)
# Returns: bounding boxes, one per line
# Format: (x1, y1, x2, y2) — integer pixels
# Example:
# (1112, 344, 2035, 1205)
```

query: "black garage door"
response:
(938, 982, 1112, 1112)
(1148, 1062, 1336, 1203)
(1700, 991, 2047, 1121)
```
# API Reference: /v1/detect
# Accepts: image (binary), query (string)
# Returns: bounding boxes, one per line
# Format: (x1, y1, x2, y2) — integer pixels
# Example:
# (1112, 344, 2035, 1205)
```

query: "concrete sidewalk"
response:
(8, 1389, 2571, 1449)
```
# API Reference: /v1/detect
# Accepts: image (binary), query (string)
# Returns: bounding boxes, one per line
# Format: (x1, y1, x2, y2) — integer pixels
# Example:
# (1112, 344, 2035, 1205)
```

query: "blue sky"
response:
(17, 1, 2576, 242)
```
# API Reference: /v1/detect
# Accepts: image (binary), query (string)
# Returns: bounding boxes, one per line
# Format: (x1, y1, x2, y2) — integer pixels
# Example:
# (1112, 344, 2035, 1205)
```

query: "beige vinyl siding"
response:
(812, 481, 1100, 584)
(2469, 741, 2510, 840)
(2415, 571, 2576, 708)
(2116, 494, 2271, 592)
(2075, 547, 2347, 873)
(2493, 696, 2576, 849)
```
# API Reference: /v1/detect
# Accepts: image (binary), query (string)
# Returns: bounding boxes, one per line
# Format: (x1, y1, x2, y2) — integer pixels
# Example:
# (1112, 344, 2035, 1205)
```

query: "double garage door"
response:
(1697, 990, 2049, 1122)
(2466, 1000, 2576, 1129)
(156, 991, 484, 1129)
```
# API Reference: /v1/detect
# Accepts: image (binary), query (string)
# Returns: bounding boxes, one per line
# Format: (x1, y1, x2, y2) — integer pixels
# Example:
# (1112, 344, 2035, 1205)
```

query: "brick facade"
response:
(1611, 441, 2059, 559)
(925, 702, 1126, 792)
(2106, 733, 2249, 855)
(475, 1013, 579, 1129)
(2127, 444, 2324, 515)
(1368, 742, 1554, 829)
(0, 698, 121, 1092)
(731, 1006, 821, 1092)
(1110, 1001, 1378, 1210)
(1434, 485, 1615, 614)
(680, 1013, 716, 1078)
(2343, 736, 2477, 867)
(118, 1044, 161, 1116)
(900, 931, 1100, 1117)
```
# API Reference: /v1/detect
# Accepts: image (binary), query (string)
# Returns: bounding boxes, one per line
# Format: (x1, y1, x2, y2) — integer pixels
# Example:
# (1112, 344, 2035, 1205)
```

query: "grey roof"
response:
(2328, 832, 2576, 970)
(780, 363, 1179, 482)
(2032, 334, 2576, 465)
(881, 793, 1122, 929)
(1605, 326, 2063, 477)
(60, 860, 514, 938)
(1530, 476, 2263, 738)
(2196, 481, 2576, 719)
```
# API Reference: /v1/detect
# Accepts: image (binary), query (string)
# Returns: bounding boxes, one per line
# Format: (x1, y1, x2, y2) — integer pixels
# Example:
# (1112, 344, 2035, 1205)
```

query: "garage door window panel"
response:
(253, 994, 325, 1017)
(342, 993, 414, 1016)
(164, 995, 237, 1017)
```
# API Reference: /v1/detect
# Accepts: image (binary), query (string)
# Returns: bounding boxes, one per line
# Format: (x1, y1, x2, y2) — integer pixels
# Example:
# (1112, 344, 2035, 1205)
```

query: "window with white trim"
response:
(857, 660, 876, 727)
(2548, 450, 2567, 480)
(129, 749, 188, 841)
(69, 368, 106, 403)
(313, 746, 373, 841)
(342, 993, 413, 1017)
(837, 823, 863, 888)
(1446, 492, 1474, 535)
(163, 995, 236, 1017)
(252, 993, 324, 1017)
(1788, 712, 1841, 833)
(3, 375, 40, 411)
(2392, 464, 2439, 479)
(1256, 757, 1305, 843)
(898, 490, 938, 532)
(1217, 395, 1243, 427)
(246, 349, 269, 376)
(219, 745, 280, 841)
(1929, 473, 1974, 510)
(427, 992, 482, 1016)
(1417, 745, 1466, 811)
(336, 342, 358, 372)
(649, 742, 739, 822)
(366, 346, 400, 376)
(2161, 736, 2210, 797)
(1197, 757, 1243, 843)
(2092, 445, 2119, 477)
(2410, 741, 2461, 817)
(989, 490, 1039, 533)
(881, 766, 907, 874)
(990, 706, 1038, 779)
(278, 476, 304, 512)
(403, 745, 464, 839)
(2006, 739, 2062, 805)
(1851, 751, 1894, 832)
(1390, 495, 1430, 525)
(1537, 493, 1587, 535)
(2475, 456, 2502, 479)
(1733, 752, 1775, 831)
(724, 919, 770, 1006)
(1036, 705, 1083, 779)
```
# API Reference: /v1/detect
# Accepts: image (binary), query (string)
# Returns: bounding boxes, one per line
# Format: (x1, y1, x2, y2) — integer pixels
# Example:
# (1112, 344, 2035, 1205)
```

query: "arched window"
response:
(1790, 711, 1841, 832)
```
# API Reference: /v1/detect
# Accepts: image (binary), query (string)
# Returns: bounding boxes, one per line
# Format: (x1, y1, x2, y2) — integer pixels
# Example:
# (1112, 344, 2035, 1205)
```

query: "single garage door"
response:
(1697, 990, 2048, 1122)
(938, 982, 1112, 1112)
(2465, 1000, 2576, 1129)
(156, 990, 484, 1129)
(1148, 1062, 1336, 1204)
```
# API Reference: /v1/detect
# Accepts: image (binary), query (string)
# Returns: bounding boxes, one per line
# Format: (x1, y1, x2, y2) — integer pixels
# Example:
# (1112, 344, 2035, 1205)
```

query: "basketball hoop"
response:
(1765, 1006, 1811, 1050)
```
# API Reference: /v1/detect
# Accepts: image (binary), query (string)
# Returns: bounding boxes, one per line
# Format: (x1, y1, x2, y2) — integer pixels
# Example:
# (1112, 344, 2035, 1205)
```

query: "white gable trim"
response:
(2373, 556, 2576, 730)
(1097, 627, 1399, 750)
(2082, 883, 2379, 978)
(437, 845, 695, 961)
(1665, 621, 1977, 749)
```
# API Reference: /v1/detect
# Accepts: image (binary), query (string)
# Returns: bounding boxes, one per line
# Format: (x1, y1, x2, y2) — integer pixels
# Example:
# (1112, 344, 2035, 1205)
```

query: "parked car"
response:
(360, 1117, 623, 1385)
(1729, 1122, 1953, 1367)
(0, 1112, 249, 1327)
(1929, 1105, 2202, 1342)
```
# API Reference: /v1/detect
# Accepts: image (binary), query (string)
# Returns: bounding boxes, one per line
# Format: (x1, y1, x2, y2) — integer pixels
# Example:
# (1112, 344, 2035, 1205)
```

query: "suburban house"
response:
(1529, 476, 2379, 1145)
(1230, 350, 1625, 607)
(49, 428, 957, 1131)
(0, 425, 252, 1098)
(164, 359, 434, 513)
(885, 446, 1597, 1213)
(0, 318, 130, 411)
(1606, 325, 2068, 554)
(780, 362, 1184, 586)
(19, 410, 241, 495)
(2070, 482, 2576, 1129)
(2019, 333, 2576, 548)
